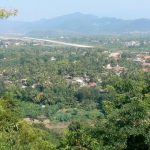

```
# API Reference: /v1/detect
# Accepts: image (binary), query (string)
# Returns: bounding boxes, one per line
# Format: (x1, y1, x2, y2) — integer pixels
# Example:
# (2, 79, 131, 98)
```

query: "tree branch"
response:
(0, 9, 17, 18)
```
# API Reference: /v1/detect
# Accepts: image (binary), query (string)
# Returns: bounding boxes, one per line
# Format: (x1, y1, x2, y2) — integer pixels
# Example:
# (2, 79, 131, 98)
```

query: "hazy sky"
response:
(1, 0, 150, 21)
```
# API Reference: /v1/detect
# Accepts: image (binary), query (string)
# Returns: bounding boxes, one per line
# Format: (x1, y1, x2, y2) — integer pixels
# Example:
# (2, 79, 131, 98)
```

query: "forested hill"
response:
(1, 12, 150, 34)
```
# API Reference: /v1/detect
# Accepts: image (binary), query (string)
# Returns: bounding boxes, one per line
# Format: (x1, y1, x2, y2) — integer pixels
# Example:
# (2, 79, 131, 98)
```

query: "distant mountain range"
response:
(1, 12, 150, 35)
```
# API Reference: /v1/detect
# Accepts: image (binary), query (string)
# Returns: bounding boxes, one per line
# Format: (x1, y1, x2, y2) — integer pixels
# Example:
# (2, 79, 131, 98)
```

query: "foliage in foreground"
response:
(60, 73, 150, 150)
(0, 99, 56, 150)
(0, 9, 17, 18)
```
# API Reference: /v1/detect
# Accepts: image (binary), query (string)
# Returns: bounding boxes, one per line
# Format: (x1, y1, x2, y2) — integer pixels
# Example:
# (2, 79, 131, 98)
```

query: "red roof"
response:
(143, 68, 150, 72)
(143, 63, 150, 66)
(143, 55, 150, 60)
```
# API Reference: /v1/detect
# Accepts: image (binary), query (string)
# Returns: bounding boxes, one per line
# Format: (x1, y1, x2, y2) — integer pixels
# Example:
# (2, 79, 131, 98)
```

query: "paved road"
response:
(24, 37, 94, 48)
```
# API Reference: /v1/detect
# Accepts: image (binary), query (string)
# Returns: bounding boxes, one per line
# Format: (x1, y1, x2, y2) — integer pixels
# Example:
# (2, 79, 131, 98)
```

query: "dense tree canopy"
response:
(0, 15, 150, 149)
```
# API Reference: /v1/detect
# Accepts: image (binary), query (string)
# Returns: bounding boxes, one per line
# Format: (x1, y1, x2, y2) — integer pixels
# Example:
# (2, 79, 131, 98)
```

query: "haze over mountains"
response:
(1, 12, 150, 35)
